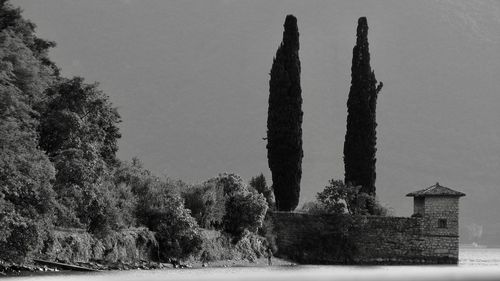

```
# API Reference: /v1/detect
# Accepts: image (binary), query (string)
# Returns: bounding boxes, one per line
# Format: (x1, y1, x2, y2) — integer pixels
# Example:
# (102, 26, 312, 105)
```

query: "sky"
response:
(14, 0, 500, 242)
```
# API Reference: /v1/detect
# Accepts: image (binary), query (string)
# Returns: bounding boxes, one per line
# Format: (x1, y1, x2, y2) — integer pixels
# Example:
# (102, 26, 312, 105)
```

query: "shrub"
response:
(258, 216, 278, 253)
(316, 179, 390, 216)
(181, 185, 207, 227)
(136, 185, 202, 261)
(197, 229, 267, 263)
(298, 201, 329, 215)
(249, 174, 275, 210)
(182, 173, 247, 229)
(0, 202, 44, 263)
(315, 180, 359, 214)
(223, 190, 268, 237)
(86, 185, 122, 237)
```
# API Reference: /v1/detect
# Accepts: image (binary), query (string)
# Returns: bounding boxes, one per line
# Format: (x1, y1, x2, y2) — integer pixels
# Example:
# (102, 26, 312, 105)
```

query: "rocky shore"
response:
(0, 260, 169, 276)
(1, 257, 294, 276)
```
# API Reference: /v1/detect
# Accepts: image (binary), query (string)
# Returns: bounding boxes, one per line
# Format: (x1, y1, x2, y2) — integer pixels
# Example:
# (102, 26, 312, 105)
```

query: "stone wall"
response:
(422, 197, 459, 236)
(267, 212, 459, 264)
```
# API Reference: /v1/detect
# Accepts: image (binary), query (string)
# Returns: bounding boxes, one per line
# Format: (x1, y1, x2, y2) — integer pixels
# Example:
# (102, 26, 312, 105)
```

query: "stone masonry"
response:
(268, 183, 465, 265)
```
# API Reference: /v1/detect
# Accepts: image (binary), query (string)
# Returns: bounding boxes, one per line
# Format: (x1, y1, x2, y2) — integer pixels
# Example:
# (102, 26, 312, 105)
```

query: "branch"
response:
(376, 82, 383, 94)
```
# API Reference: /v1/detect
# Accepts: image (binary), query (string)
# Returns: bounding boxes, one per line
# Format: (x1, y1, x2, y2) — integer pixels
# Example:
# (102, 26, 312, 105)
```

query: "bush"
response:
(86, 185, 122, 237)
(181, 173, 247, 229)
(258, 216, 278, 253)
(181, 173, 269, 240)
(315, 179, 390, 216)
(41, 227, 157, 263)
(298, 201, 329, 215)
(181, 185, 207, 227)
(0, 201, 46, 263)
(136, 185, 202, 261)
(197, 229, 267, 263)
(249, 174, 275, 210)
(316, 180, 359, 215)
(223, 191, 268, 237)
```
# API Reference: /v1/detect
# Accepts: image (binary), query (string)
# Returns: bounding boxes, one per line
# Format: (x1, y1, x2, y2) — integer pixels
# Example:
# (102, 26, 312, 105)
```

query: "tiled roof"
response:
(406, 182, 466, 197)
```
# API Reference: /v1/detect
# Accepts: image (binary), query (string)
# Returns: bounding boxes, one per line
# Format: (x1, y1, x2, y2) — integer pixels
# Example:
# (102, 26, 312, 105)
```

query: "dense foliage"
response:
(267, 14, 303, 211)
(136, 184, 203, 261)
(0, 1, 393, 265)
(0, 1, 57, 262)
(249, 173, 274, 210)
(343, 17, 383, 214)
(39, 77, 123, 232)
(0, 1, 209, 262)
(302, 179, 389, 216)
(39, 77, 121, 167)
(223, 190, 268, 237)
(181, 173, 269, 237)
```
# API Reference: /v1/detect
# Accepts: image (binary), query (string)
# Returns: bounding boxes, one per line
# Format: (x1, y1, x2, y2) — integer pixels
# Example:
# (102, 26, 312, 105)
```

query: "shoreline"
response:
(1, 257, 295, 276)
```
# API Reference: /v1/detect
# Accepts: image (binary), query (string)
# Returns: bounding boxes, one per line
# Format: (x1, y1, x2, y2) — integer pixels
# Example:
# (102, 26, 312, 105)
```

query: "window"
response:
(438, 219, 447, 229)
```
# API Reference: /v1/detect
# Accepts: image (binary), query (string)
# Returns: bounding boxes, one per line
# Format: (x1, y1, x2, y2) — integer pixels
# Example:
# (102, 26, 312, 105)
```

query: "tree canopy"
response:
(343, 17, 383, 213)
(267, 15, 303, 211)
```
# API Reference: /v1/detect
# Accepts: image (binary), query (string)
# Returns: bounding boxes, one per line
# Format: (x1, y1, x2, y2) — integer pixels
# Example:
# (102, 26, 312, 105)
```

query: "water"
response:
(7, 248, 500, 281)
(459, 247, 500, 266)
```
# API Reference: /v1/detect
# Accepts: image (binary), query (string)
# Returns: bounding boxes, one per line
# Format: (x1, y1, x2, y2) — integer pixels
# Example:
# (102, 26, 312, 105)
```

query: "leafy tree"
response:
(181, 184, 207, 226)
(267, 15, 303, 211)
(343, 17, 383, 214)
(249, 173, 274, 209)
(196, 173, 246, 228)
(110, 180, 137, 228)
(136, 184, 202, 261)
(49, 146, 107, 228)
(181, 173, 269, 238)
(316, 180, 361, 215)
(223, 190, 268, 237)
(39, 77, 121, 167)
(298, 201, 328, 215)
(0, 25, 56, 261)
(0, 1, 58, 77)
(316, 179, 389, 216)
(114, 157, 156, 195)
(0, 87, 56, 218)
(38, 77, 123, 229)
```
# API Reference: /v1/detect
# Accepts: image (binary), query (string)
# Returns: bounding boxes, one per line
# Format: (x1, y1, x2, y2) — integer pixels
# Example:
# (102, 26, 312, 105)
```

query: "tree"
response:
(39, 77, 121, 167)
(38, 77, 123, 229)
(316, 179, 390, 216)
(267, 14, 303, 211)
(136, 184, 202, 261)
(0, 32, 56, 261)
(316, 180, 362, 215)
(249, 173, 274, 209)
(0, 1, 58, 78)
(183, 173, 246, 229)
(223, 190, 268, 237)
(343, 17, 383, 213)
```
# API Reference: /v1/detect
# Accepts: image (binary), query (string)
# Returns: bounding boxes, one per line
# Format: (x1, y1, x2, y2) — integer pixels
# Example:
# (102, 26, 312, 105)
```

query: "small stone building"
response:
(407, 182, 466, 260)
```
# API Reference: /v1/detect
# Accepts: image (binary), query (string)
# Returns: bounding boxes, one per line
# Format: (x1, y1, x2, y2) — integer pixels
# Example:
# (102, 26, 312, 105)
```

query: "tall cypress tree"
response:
(343, 17, 383, 212)
(267, 15, 303, 211)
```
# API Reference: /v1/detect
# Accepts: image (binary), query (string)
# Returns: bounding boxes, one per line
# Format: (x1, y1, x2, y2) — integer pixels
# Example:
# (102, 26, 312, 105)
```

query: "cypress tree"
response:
(267, 15, 303, 211)
(343, 17, 383, 213)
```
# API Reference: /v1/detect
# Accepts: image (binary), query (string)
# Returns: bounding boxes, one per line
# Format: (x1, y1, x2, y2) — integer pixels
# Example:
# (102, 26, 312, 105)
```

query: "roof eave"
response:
(406, 193, 466, 197)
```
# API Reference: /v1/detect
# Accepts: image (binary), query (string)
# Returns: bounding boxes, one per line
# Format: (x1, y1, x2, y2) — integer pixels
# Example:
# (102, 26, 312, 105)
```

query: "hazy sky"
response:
(14, 0, 500, 237)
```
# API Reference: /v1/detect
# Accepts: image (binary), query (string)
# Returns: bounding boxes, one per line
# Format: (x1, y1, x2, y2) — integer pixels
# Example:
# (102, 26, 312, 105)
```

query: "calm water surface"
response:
(8, 248, 500, 281)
